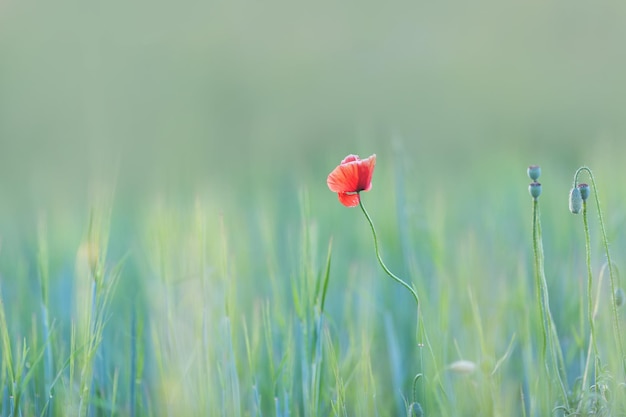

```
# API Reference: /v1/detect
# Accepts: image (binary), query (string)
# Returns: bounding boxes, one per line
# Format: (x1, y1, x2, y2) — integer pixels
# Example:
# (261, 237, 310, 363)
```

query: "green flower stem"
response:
(532, 197, 569, 406)
(532, 198, 548, 370)
(580, 199, 598, 393)
(574, 167, 626, 373)
(358, 198, 419, 308)
(359, 197, 445, 410)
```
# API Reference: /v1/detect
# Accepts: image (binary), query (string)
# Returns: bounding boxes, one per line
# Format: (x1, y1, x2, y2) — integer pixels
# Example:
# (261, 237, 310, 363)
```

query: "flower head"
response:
(569, 186, 582, 214)
(327, 154, 376, 207)
(578, 183, 590, 201)
(527, 165, 541, 181)
(529, 182, 542, 199)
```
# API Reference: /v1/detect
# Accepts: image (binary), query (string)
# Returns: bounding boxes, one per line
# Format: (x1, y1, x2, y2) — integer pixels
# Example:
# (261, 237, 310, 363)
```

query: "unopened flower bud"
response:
(529, 182, 542, 199)
(410, 402, 424, 417)
(569, 187, 582, 214)
(578, 183, 590, 201)
(527, 165, 541, 181)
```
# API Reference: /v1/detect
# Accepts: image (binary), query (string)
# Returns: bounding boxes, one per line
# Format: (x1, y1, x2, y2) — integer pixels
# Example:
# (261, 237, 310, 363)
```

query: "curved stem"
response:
(358, 198, 419, 308)
(574, 166, 626, 373)
(359, 197, 446, 411)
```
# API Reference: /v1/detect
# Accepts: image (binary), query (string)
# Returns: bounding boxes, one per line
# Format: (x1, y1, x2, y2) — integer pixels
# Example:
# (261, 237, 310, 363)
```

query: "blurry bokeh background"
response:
(2, 0, 626, 203)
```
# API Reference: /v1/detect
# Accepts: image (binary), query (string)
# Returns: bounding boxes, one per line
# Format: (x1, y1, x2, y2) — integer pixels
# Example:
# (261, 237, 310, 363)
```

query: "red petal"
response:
(341, 154, 360, 164)
(357, 154, 376, 191)
(327, 154, 376, 200)
(338, 192, 360, 207)
(327, 162, 360, 193)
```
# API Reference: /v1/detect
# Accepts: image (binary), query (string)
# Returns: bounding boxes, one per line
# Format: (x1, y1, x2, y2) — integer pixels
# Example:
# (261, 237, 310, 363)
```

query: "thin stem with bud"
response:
(573, 166, 626, 374)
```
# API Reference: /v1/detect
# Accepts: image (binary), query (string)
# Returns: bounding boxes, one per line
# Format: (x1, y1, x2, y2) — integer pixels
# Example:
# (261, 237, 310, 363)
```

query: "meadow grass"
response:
(1, 154, 626, 417)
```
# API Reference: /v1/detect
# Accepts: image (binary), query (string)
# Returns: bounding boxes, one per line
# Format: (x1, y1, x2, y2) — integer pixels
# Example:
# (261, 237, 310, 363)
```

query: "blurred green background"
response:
(2, 0, 626, 202)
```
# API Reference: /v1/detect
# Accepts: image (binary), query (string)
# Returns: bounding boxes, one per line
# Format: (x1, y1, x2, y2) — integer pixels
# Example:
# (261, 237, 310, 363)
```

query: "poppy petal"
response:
(338, 192, 360, 207)
(357, 154, 376, 191)
(327, 154, 376, 206)
(341, 154, 360, 164)
(327, 162, 360, 193)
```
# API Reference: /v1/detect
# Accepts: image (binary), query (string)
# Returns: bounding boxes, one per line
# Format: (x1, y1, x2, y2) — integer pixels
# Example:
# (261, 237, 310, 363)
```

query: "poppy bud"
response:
(410, 402, 424, 417)
(569, 187, 582, 214)
(529, 182, 542, 199)
(527, 165, 541, 181)
(616, 288, 625, 307)
(578, 183, 590, 201)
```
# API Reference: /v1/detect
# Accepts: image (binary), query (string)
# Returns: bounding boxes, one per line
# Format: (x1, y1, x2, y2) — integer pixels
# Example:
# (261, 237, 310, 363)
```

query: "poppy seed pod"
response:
(578, 183, 590, 201)
(527, 165, 541, 181)
(529, 182, 542, 199)
(569, 187, 583, 214)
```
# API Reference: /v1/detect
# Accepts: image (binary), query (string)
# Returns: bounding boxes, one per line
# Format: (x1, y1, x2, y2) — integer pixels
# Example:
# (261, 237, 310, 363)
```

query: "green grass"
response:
(1, 151, 626, 416)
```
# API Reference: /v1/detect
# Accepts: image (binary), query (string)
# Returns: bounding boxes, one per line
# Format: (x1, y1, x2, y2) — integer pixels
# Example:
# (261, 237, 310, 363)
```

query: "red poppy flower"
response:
(327, 154, 376, 207)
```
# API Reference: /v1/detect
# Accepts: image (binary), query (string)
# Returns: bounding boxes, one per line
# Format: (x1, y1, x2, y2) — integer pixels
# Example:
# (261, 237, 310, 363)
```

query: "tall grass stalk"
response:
(294, 190, 335, 417)
(129, 307, 137, 417)
(0, 286, 15, 415)
(77, 201, 121, 417)
(37, 215, 54, 416)
(0, 296, 49, 417)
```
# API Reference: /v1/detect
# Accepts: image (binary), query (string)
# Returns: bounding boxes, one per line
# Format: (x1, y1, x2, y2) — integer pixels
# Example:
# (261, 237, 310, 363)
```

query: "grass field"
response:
(2, 1, 626, 416)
